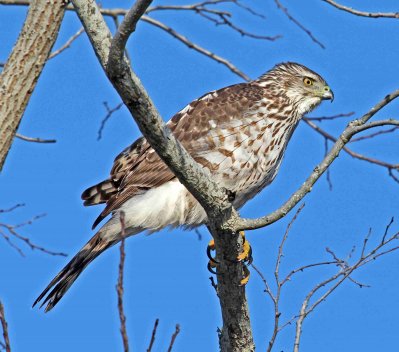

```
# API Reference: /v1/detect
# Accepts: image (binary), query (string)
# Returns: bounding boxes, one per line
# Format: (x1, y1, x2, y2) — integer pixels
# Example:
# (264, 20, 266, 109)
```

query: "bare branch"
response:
(251, 263, 275, 303)
(117, 211, 129, 352)
(0, 0, 65, 171)
(236, 93, 399, 231)
(15, 133, 56, 144)
(305, 112, 354, 122)
(350, 125, 399, 143)
(274, 0, 325, 49)
(293, 222, 399, 352)
(48, 27, 84, 60)
(146, 0, 279, 41)
(97, 102, 124, 140)
(388, 168, 399, 184)
(304, 118, 399, 171)
(0, 301, 11, 352)
(71, 0, 252, 349)
(141, 16, 250, 81)
(167, 324, 181, 352)
(0, 205, 67, 257)
(321, 0, 399, 19)
(0, 0, 251, 82)
(0, 204, 25, 213)
(323, 138, 333, 190)
(146, 318, 159, 352)
(266, 204, 305, 351)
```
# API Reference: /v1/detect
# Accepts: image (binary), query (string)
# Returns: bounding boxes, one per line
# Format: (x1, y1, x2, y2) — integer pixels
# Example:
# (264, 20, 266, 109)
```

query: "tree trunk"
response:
(0, 0, 65, 171)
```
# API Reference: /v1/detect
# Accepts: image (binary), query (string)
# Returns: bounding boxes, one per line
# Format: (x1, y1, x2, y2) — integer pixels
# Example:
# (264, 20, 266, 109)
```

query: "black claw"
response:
(207, 245, 219, 264)
(207, 261, 218, 275)
(246, 246, 253, 265)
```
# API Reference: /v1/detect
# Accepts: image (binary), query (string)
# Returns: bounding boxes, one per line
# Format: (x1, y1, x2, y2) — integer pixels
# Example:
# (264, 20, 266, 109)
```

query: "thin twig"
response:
(274, 0, 325, 48)
(146, 318, 159, 352)
(0, 207, 67, 257)
(141, 16, 250, 81)
(321, 0, 399, 19)
(0, 301, 11, 352)
(209, 276, 219, 294)
(303, 118, 399, 171)
(268, 204, 304, 352)
(0, 204, 24, 213)
(294, 221, 399, 352)
(305, 112, 354, 122)
(251, 263, 275, 302)
(280, 261, 339, 286)
(15, 133, 56, 143)
(97, 102, 124, 140)
(117, 211, 129, 352)
(324, 138, 333, 190)
(350, 125, 399, 143)
(167, 324, 181, 352)
(48, 27, 84, 60)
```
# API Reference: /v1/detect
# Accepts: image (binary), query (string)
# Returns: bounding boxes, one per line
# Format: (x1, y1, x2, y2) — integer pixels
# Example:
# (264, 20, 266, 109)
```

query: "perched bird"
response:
(33, 62, 333, 311)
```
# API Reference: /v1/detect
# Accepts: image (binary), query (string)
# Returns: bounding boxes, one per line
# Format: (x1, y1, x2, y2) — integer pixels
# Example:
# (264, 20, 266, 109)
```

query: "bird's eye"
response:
(303, 77, 313, 86)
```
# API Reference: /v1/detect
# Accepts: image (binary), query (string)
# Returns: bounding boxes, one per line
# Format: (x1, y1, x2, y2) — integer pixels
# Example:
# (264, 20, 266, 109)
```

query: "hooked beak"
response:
(321, 85, 334, 102)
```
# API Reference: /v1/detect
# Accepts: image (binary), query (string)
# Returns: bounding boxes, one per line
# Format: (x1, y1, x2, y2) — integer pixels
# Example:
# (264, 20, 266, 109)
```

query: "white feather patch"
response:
(119, 180, 207, 232)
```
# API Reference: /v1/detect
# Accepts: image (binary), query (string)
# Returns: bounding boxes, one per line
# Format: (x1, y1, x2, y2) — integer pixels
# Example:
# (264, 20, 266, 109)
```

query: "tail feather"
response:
(33, 223, 141, 312)
(81, 180, 118, 206)
(33, 232, 118, 312)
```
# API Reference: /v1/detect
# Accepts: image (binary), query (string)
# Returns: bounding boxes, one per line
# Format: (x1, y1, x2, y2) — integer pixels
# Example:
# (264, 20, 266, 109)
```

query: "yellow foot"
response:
(237, 231, 253, 264)
(207, 239, 218, 275)
(240, 265, 251, 286)
(206, 233, 253, 285)
(238, 231, 252, 286)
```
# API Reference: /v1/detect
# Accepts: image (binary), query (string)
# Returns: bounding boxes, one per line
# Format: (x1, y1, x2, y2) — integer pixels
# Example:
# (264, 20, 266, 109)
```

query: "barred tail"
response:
(33, 224, 141, 312)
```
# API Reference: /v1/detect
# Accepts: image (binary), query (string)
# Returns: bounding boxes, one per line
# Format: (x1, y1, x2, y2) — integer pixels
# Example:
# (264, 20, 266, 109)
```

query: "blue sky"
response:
(1, 0, 399, 351)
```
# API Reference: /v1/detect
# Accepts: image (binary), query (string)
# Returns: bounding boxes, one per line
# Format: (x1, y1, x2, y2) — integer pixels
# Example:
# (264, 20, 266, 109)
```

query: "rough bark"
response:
(0, 0, 65, 171)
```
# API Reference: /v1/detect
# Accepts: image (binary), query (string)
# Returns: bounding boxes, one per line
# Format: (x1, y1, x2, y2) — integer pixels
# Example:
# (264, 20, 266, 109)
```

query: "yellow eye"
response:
(303, 77, 313, 86)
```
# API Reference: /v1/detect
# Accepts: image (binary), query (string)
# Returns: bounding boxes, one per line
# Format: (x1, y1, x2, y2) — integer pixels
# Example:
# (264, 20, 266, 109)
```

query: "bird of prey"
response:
(33, 62, 333, 311)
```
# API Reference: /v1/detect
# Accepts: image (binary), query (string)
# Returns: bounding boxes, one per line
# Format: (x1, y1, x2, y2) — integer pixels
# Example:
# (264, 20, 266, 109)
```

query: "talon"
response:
(240, 265, 251, 286)
(207, 238, 219, 274)
(207, 260, 218, 275)
(237, 231, 252, 263)
(207, 238, 218, 263)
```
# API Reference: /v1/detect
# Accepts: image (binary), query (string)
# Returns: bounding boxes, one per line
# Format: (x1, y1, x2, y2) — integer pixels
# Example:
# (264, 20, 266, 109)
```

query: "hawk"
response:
(33, 62, 333, 311)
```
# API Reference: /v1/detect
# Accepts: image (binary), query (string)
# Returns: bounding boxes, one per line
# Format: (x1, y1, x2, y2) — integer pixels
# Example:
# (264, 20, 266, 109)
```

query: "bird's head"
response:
(259, 62, 334, 115)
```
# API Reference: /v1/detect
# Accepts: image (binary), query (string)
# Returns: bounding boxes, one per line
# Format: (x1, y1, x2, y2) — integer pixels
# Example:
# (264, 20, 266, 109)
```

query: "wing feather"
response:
(83, 82, 265, 228)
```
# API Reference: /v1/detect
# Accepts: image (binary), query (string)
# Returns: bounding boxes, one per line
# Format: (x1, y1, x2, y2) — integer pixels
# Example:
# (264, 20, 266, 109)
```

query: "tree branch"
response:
(0, 301, 11, 352)
(0, 0, 65, 171)
(274, 0, 325, 48)
(15, 133, 56, 144)
(48, 27, 84, 60)
(117, 212, 129, 352)
(0, 205, 67, 257)
(293, 222, 399, 352)
(141, 16, 250, 81)
(146, 318, 159, 352)
(70, 0, 252, 350)
(321, 0, 399, 19)
(303, 118, 399, 171)
(166, 324, 181, 352)
(0, 0, 253, 82)
(236, 90, 399, 231)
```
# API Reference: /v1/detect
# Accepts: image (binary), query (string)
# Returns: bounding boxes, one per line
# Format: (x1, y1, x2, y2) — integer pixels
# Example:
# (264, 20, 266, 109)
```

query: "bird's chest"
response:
(205, 117, 295, 207)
